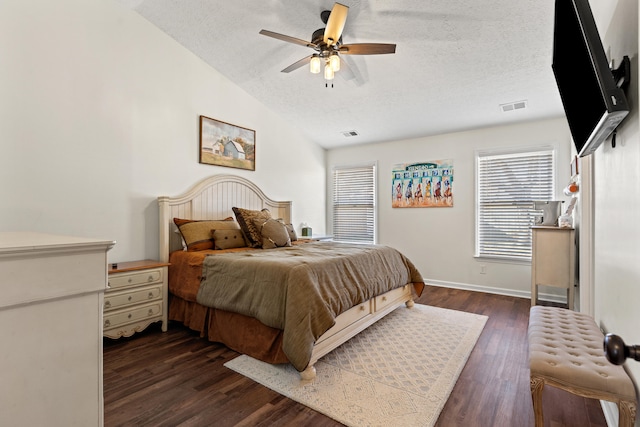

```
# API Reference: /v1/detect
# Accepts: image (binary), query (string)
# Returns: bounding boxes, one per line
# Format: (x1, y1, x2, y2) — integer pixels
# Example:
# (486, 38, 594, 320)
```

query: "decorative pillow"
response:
(173, 217, 238, 251)
(212, 229, 247, 250)
(254, 218, 292, 249)
(284, 223, 298, 242)
(232, 207, 272, 248)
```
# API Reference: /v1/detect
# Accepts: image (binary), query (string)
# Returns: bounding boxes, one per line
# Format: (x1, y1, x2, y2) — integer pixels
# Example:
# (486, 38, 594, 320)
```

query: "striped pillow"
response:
(232, 207, 271, 248)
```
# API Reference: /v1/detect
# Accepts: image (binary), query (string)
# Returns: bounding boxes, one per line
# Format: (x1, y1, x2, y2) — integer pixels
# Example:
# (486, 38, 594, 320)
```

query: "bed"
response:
(158, 174, 424, 380)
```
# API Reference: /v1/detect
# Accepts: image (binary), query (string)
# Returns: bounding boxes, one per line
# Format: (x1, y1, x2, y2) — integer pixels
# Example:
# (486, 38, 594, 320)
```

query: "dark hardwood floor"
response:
(103, 286, 607, 426)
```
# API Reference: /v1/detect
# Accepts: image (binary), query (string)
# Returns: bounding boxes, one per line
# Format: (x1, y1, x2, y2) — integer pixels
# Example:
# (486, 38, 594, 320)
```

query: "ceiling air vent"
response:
(342, 130, 359, 137)
(500, 100, 528, 113)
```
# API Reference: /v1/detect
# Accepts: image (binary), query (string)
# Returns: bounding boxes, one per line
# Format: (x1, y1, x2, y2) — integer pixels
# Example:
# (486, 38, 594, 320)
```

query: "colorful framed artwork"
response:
(392, 160, 454, 208)
(199, 115, 255, 171)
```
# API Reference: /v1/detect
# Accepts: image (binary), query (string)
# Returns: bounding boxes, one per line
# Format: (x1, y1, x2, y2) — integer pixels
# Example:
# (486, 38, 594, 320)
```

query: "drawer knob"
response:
(128, 313, 132, 319)
(382, 296, 387, 302)
(128, 296, 132, 301)
(148, 292, 153, 299)
(128, 278, 132, 283)
(147, 275, 153, 282)
(360, 305, 365, 311)
(104, 320, 111, 327)
(104, 301, 111, 309)
(148, 309, 153, 316)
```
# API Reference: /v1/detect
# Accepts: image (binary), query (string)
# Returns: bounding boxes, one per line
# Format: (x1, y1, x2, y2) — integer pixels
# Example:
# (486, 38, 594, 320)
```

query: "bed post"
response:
(300, 365, 317, 381)
(158, 196, 170, 263)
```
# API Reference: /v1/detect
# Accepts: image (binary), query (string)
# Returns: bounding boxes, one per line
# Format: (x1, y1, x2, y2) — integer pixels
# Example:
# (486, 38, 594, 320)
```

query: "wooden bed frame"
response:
(158, 174, 414, 380)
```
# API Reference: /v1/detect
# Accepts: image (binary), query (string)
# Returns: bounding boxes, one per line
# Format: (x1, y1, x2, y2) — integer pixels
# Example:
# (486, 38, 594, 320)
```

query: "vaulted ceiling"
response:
(116, 0, 566, 149)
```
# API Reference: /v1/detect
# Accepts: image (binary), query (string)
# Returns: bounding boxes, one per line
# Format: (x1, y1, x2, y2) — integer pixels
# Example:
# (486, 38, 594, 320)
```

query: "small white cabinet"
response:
(105, 260, 169, 338)
(531, 226, 576, 309)
(0, 232, 114, 427)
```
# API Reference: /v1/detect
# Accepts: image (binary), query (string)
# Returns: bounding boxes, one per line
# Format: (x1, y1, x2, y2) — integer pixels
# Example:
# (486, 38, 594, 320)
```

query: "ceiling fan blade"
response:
(323, 3, 349, 46)
(339, 43, 396, 55)
(259, 30, 317, 49)
(281, 55, 313, 73)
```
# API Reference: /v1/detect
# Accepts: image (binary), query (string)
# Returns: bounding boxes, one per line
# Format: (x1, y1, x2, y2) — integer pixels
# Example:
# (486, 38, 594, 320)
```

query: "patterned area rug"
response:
(224, 304, 487, 427)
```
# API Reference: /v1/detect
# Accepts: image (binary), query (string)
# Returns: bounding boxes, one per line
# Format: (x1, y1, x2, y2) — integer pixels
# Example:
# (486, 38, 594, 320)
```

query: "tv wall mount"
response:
(610, 55, 630, 149)
(612, 55, 631, 93)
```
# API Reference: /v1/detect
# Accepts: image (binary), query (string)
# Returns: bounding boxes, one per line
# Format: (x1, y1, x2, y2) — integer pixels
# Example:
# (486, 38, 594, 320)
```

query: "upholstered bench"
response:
(528, 306, 637, 427)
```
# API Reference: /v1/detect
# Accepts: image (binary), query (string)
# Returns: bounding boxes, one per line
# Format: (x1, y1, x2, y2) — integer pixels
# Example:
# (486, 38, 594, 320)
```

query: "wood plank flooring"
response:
(103, 286, 607, 426)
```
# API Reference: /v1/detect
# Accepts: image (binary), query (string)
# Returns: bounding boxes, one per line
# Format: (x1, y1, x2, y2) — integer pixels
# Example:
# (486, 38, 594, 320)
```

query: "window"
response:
(332, 163, 376, 244)
(476, 149, 554, 261)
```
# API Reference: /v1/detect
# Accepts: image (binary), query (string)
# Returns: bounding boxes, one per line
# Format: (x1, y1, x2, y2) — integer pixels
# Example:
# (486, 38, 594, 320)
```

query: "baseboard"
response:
(425, 279, 568, 305)
(600, 400, 617, 427)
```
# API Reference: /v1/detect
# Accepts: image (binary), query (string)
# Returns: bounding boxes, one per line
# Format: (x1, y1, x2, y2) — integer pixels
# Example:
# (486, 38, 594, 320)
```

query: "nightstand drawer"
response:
(103, 301, 162, 330)
(108, 268, 163, 289)
(104, 284, 162, 311)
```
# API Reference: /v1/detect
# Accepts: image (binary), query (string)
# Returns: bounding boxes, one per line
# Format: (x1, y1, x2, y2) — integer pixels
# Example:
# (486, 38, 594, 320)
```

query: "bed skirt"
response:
(168, 295, 290, 364)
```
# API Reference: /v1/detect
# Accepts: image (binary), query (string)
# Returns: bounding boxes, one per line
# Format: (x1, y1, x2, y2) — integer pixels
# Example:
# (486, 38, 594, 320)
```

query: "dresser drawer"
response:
(108, 268, 163, 289)
(103, 301, 162, 330)
(104, 284, 162, 311)
(374, 285, 410, 312)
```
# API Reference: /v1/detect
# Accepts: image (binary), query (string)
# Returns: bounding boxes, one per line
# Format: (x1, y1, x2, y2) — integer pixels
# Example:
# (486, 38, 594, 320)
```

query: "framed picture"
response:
(392, 160, 454, 208)
(199, 115, 255, 171)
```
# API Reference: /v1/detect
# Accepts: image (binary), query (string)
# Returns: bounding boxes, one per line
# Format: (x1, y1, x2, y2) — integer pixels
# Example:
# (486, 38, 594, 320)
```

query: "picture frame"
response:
(392, 160, 454, 208)
(199, 115, 255, 171)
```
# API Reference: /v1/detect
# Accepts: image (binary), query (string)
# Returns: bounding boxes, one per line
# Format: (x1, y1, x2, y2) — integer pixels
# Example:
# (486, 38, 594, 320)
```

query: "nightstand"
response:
(105, 260, 169, 338)
(298, 235, 333, 242)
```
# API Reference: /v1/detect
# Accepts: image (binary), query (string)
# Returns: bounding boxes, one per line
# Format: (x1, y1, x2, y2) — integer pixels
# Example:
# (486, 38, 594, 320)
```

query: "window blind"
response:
(332, 164, 376, 244)
(476, 149, 554, 260)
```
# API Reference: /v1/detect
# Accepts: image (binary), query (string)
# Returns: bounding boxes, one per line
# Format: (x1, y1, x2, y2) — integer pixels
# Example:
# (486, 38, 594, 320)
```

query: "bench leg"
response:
(618, 399, 637, 427)
(530, 375, 545, 427)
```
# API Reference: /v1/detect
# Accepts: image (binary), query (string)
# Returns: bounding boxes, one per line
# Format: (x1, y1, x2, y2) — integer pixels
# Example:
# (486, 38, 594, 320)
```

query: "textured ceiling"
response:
(115, 0, 565, 149)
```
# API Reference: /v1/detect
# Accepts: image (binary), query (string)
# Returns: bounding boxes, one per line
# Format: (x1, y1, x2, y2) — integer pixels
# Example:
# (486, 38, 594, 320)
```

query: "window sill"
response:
(474, 255, 531, 265)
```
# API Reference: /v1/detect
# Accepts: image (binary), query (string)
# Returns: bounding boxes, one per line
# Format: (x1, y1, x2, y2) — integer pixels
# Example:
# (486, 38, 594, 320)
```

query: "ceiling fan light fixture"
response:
(310, 55, 321, 74)
(259, 2, 396, 86)
(324, 62, 335, 80)
(329, 52, 340, 72)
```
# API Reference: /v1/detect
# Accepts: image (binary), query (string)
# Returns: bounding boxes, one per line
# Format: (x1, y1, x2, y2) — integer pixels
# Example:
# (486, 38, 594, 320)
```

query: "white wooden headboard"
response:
(158, 174, 292, 262)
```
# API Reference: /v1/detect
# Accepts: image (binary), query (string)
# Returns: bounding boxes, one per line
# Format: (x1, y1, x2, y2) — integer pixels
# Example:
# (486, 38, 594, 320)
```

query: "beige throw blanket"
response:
(197, 241, 424, 371)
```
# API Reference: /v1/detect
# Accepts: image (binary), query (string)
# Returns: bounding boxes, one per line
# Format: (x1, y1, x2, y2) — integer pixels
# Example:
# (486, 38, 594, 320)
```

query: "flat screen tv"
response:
(552, 0, 629, 157)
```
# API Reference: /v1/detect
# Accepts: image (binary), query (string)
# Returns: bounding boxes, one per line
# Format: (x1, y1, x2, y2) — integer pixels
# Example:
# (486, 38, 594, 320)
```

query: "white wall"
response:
(0, 0, 326, 262)
(327, 118, 572, 298)
(590, 0, 640, 398)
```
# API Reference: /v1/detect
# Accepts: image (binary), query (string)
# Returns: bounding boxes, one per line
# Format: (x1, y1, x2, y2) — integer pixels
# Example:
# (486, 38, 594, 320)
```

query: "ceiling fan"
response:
(259, 2, 396, 84)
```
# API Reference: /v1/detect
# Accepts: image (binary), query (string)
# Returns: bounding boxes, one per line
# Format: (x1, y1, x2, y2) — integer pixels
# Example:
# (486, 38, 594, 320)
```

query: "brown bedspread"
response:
(168, 246, 252, 302)
(196, 241, 424, 371)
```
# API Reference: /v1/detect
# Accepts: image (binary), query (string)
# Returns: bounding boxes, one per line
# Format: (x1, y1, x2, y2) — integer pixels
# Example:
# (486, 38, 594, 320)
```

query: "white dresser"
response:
(0, 232, 114, 427)
(530, 226, 576, 309)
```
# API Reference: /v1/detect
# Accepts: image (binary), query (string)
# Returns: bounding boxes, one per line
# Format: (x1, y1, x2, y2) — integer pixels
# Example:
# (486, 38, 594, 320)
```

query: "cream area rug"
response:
(224, 304, 488, 427)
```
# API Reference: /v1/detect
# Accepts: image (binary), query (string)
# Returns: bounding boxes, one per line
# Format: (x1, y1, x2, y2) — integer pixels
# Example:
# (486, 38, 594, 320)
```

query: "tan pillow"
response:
(173, 217, 238, 251)
(232, 207, 272, 248)
(284, 223, 298, 241)
(212, 229, 247, 250)
(254, 218, 291, 249)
